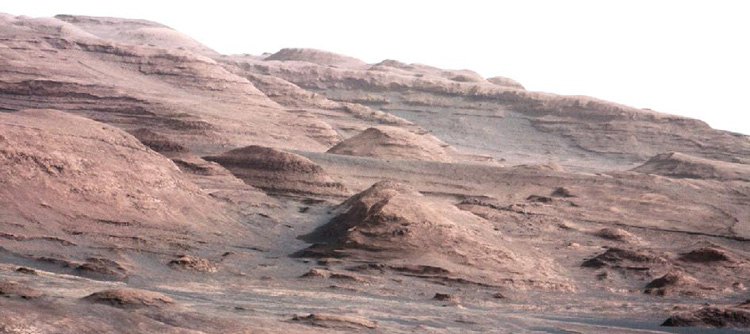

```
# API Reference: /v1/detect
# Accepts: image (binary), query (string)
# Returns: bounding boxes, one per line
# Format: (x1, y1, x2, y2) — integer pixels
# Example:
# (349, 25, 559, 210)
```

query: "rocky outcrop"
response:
(680, 247, 736, 263)
(593, 228, 639, 243)
(204, 145, 348, 196)
(582, 248, 664, 269)
(73, 257, 128, 280)
(127, 128, 189, 155)
(168, 255, 218, 273)
(300, 180, 571, 290)
(632, 152, 750, 181)
(265, 48, 367, 68)
(663, 302, 750, 328)
(643, 270, 708, 297)
(83, 288, 174, 309)
(0, 281, 44, 299)
(301, 181, 470, 257)
(291, 313, 377, 329)
(327, 126, 456, 162)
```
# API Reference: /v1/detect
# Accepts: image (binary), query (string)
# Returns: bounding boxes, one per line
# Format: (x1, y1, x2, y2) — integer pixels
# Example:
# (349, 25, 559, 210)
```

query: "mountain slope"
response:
(225, 49, 750, 170)
(0, 14, 341, 156)
(1, 12, 750, 334)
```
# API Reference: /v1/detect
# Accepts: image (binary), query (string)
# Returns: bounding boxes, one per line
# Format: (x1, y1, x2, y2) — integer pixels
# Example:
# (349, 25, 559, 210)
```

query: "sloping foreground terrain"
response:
(1, 13, 750, 334)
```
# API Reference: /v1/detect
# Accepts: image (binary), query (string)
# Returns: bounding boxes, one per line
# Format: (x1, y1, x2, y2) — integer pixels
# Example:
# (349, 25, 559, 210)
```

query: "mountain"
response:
(1, 13, 749, 334)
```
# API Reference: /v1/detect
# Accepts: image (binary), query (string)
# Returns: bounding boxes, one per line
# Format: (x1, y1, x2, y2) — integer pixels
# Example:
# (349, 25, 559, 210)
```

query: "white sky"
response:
(3, 1, 749, 135)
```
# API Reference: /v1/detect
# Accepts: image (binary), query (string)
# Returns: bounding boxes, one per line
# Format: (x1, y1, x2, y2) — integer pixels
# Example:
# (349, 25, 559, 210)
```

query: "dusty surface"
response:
(1, 13, 750, 334)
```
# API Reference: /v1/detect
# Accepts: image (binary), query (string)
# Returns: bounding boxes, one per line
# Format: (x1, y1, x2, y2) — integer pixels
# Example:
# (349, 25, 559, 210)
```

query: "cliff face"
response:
(23, 13, 744, 171)
(225, 48, 750, 170)
(1, 13, 750, 334)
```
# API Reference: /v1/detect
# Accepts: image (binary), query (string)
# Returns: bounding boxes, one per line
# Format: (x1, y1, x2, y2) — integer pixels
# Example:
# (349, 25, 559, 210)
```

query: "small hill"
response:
(327, 127, 456, 162)
(632, 152, 750, 181)
(370, 60, 487, 83)
(663, 301, 750, 328)
(0, 109, 231, 232)
(265, 48, 367, 68)
(204, 145, 348, 196)
(300, 180, 571, 290)
(83, 288, 174, 309)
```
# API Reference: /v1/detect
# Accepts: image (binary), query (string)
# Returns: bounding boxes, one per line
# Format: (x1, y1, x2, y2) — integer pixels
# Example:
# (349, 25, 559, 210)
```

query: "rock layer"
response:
(0, 109, 231, 231)
(632, 152, 750, 181)
(663, 302, 750, 328)
(205, 145, 348, 196)
(327, 126, 456, 162)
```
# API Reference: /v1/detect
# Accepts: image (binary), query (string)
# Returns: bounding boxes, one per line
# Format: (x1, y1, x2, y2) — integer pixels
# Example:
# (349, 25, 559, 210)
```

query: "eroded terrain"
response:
(1, 13, 750, 333)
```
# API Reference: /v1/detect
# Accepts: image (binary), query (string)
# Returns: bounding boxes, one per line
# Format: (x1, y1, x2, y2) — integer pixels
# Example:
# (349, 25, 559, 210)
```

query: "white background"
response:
(3, 0, 749, 135)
